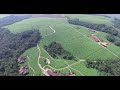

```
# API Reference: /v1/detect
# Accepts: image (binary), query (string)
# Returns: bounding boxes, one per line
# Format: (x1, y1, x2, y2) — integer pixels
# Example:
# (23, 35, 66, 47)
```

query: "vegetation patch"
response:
(44, 42, 75, 60)
(107, 34, 120, 47)
(0, 15, 31, 27)
(0, 28, 41, 76)
(67, 17, 118, 36)
(86, 59, 120, 76)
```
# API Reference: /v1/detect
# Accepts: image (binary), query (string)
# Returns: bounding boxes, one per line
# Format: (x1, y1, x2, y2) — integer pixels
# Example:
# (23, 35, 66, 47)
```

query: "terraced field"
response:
(5, 15, 120, 76)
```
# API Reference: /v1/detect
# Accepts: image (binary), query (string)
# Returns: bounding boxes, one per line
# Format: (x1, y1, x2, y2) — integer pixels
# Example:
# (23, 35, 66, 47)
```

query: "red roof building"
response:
(91, 35, 101, 42)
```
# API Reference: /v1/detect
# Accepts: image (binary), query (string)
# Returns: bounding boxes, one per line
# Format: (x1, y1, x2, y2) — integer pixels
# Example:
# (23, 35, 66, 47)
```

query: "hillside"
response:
(65, 14, 113, 25)
(0, 14, 120, 76)
(31, 14, 65, 18)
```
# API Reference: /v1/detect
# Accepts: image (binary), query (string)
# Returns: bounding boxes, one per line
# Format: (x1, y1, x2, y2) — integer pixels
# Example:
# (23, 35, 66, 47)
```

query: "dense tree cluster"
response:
(67, 17, 118, 36)
(114, 40, 120, 46)
(112, 18, 120, 29)
(0, 28, 41, 76)
(86, 59, 120, 76)
(0, 15, 31, 27)
(106, 34, 120, 46)
(44, 42, 75, 60)
(106, 34, 116, 42)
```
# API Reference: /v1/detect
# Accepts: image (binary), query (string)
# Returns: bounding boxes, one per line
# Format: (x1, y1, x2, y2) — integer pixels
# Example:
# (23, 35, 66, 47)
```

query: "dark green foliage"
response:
(0, 28, 41, 76)
(0, 15, 31, 27)
(67, 17, 118, 36)
(44, 42, 75, 60)
(106, 34, 116, 42)
(114, 41, 120, 46)
(86, 59, 120, 76)
(106, 34, 120, 47)
(112, 18, 120, 29)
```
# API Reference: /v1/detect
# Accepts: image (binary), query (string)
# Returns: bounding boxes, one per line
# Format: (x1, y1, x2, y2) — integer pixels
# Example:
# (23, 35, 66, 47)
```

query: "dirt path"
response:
(28, 62, 35, 76)
(42, 26, 56, 38)
(67, 24, 120, 59)
(43, 59, 85, 71)
(41, 46, 53, 60)
(37, 45, 51, 76)
(37, 41, 87, 76)
(70, 67, 84, 76)
(64, 61, 74, 74)
(37, 44, 41, 54)
(27, 56, 35, 76)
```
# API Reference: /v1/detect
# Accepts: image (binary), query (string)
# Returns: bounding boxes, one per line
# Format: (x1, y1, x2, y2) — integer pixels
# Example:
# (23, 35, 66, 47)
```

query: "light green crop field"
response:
(5, 15, 120, 76)
(5, 18, 67, 34)
(65, 14, 113, 25)
(21, 47, 42, 76)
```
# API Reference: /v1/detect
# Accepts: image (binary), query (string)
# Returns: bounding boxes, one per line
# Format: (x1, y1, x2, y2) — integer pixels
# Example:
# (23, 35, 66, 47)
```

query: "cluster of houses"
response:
(46, 69, 76, 76)
(91, 34, 108, 47)
(17, 56, 29, 75)
(18, 66, 29, 75)
(17, 56, 26, 64)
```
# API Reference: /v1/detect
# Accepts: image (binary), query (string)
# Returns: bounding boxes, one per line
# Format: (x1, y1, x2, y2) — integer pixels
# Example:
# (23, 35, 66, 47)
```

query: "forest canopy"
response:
(86, 59, 120, 76)
(0, 28, 41, 76)
(0, 15, 31, 27)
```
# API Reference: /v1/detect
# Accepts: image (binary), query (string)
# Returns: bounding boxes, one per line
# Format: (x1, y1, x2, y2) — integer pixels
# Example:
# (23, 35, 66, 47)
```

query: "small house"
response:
(19, 66, 29, 75)
(17, 56, 26, 64)
(45, 58, 50, 65)
(91, 35, 101, 42)
(100, 42, 108, 47)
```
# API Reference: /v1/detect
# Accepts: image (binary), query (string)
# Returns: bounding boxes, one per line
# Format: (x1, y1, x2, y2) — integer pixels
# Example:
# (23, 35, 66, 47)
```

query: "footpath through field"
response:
(42, 26, 56, 38)
(37, 44, 86, 76)
(27, 56, 35, 76)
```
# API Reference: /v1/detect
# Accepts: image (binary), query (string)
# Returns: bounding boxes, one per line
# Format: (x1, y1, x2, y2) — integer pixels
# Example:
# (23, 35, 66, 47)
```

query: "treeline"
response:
(0, 15, 31, 27)
(44, 42, 75, 60)
(112, 18, 120, 29)
(0, 28, 41, 76)
(86, 59, 120, 76)
(67, 17, 118, 36)
(106, 34, 120, 46)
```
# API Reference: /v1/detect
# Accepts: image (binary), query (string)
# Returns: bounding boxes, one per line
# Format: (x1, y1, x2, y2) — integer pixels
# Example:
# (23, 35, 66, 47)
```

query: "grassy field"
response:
(65, 14, 113, 25)
(5, 15, 120, 76)
(71, 61, 100, 76)
(21, 47, 42, 76)
(5, 18, 67, 34)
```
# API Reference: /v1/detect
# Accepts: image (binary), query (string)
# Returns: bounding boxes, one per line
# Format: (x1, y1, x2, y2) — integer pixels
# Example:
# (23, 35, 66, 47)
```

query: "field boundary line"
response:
(42, 26, 56, 38)
(67, 24, 120, 59)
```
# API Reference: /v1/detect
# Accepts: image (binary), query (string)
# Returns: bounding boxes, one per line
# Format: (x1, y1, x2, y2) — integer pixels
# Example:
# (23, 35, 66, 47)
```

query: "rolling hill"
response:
(1, 14, 120, 76)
